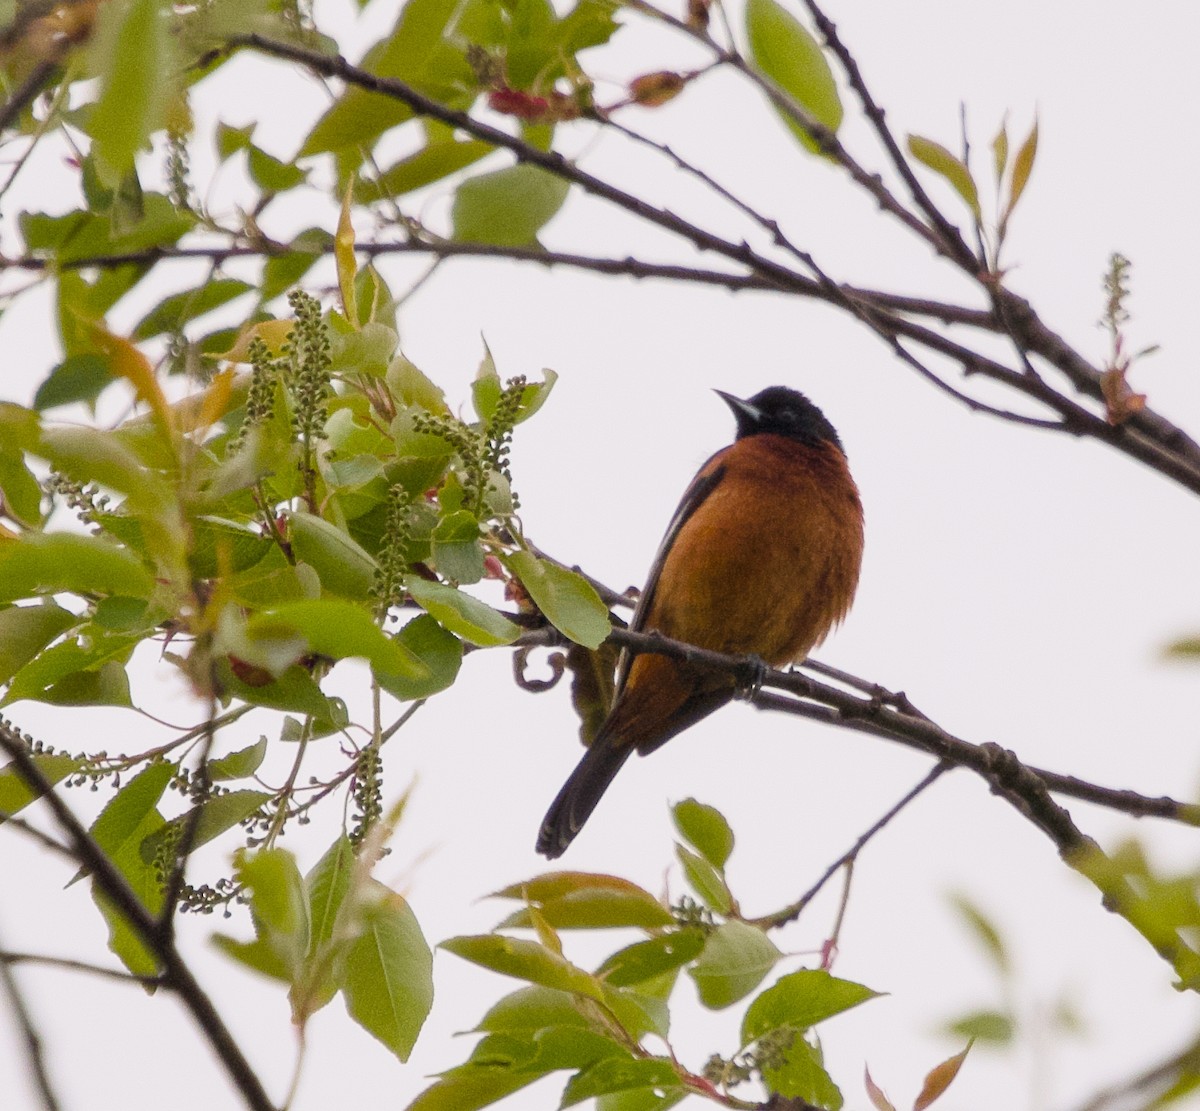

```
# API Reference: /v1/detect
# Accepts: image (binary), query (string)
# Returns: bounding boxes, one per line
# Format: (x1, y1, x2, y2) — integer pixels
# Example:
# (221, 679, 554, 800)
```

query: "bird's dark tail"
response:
(536, 735, 631, 859)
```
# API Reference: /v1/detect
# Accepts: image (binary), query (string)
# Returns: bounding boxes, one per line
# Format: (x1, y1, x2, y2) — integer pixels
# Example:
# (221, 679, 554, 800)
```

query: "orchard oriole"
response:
(536, 386, 863, 858)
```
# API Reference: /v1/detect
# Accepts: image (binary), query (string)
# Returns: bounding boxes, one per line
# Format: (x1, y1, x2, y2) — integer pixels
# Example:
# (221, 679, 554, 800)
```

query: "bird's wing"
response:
(614, 452, 727, 693)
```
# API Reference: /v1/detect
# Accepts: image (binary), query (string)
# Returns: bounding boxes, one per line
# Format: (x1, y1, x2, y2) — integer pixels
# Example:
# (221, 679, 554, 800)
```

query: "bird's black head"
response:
(716, 386, 845, 453)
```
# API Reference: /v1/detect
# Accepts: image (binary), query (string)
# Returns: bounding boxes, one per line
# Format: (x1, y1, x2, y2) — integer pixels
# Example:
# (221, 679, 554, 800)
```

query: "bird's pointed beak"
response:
(714, 389, 761, 423)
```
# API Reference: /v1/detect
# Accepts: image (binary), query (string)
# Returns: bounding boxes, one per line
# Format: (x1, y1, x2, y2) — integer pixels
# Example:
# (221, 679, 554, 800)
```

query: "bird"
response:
(536, 386, 864, 859)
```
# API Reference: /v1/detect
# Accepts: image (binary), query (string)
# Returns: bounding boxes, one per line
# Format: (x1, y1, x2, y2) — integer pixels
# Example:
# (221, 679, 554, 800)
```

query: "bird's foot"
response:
(733, 654, 769, 700)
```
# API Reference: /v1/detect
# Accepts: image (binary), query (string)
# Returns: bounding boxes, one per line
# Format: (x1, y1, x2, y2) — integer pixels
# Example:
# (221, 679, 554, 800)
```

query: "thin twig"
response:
(0, 950, 163, 987)
(0, 927, 63, 1111)
(749, 762, 951, 930)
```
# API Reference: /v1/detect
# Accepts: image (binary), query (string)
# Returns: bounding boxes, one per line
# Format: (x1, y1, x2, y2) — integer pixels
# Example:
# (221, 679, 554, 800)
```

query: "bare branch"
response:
(748, 762, 951, 931)
(0, 927, 63, 1111)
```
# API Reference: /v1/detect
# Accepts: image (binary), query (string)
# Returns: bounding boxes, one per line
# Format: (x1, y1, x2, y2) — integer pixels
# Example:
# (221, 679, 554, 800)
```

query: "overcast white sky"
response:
(3, 2, 1200, 1109)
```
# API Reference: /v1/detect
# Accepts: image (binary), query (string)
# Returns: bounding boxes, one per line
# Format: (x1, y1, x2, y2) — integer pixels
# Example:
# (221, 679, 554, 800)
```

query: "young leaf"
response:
(687, 920, 781, 1009)
(498, 887, 675, 931)
(913, 1042, 973, 1110)
(562, 1058, 681, 1108)
(676, 844, 731, 913)
(907, 135, 981, 219)
(138, 790, 271, 866)
(596, 929, 707, 987)
(336, 178, 359, 324)
(247, 599, 430, 680)
(289, 511, 379, 599)
(0, 603, 79, 687)
(89, 0, 173, 186)
(741, 968, 879, 1046)
(503, 551, 610, 649)
(452, 165, 570, 247)
(375, 614, 463, 701)
(0, 753, 83, 818)
(237, 847, 311, 979)
(745, 0, 842, 154)
(991, 118, 1008, 187)
(672, 798, 734, 870)
(949, 893, 1010, 975)
(208, 737, 268, 782)
(406, 576, 521, 647)
(441, 934, 605, 1001)
(306, 834, 355, 951)
(343, 886, 435, 1060)
(1005, 117, 1039, 220)
(759, 1033, 842, 1107)
(864, 1067, 897, 1111)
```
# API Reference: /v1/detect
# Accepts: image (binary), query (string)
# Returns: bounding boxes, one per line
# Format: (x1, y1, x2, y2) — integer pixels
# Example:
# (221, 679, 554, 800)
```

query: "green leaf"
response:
(0, 446, 44, 526)
(248, 144, 307, 192)
(562, 1058, 681, 1108)
(388, 354, 449, 414)
(499, 888, 675, 931)
(949, 893, 1010, 975)
(247, 599, 430, 680)
(407, 1070, 540, 1111)
(212, 934, 292, 983)
(208, 737, 268, 782)
(492, 871, 659, 904)
(361, 139, 494, 201)
(38, 425, 173, 513)
(33, 355, 114, 410)
(23, 194, 194, 265)
(238, 847, 311, 978)
(676, 844, 731, 913)
(452, 165, 570, 247)
(343, 888, 435, 1060)
(907, 135, 981, 218)
(288, 511, 379, 599)
(329, 320, 398, 379)
(442, 935, 604, 1000)
(216, 121, 255, 161)
(89, 762, 174, 862)
(745, 0, 842, 154)
(0, 603, 79, 687)
(87, 762, 172, 973)
(991, 119, 1008, 186)
(687, 920, 781, 1009)
(503, 551, 609, 648)
(476, 985, 593, 1033)
(741, 968, 879, 1045)
(189, 516, 273, 579)
(672, 798, 734, 870)
(944, 1009, 1014, 1044)
(3, 626, 141, 707)
(261, 229, 334, 304)
(473, 354, 557, 426)
(760, 1033, 842, 1107)
(299, 0, 467, 157)
(375, 613, 463, 701)
(596, 929, 707, 988)
(139, 790, 272, 866)
(406, 576, 521, 647)
(306, 834, 355, 952)
(89, 0, 173, 186)
(92, 596, 151, 631)
(0, 753, 83, 818)
(0, 532, 153, 604)
(596, 1088, 686, 1111)
(132, 279, 254, 340)
(431, 509, 485, 584)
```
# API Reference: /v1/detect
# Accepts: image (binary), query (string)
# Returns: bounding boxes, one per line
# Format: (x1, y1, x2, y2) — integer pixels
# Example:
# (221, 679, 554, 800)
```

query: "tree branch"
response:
(0, 926, 63, 1111)
(0, 721, 277, 1111)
